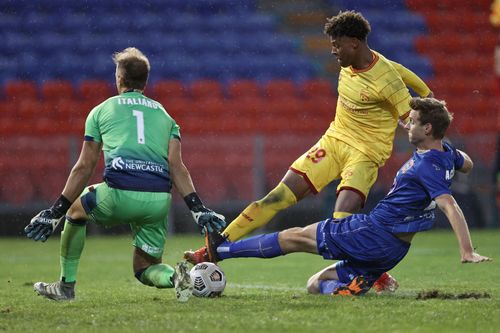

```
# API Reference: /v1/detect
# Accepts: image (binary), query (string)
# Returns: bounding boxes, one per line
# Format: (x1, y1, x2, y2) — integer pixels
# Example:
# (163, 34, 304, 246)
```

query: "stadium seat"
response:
(407, 0, 492, 11)
(4, 80, 38, 101)
(301, 79, 335, 99)
(265, 97, 304, 116)
(226, 80, 262, 99)
(231, 96, 267, 118)
(78, 79, 114, 104)
(193, 97, 226, 117)
(264, 80, 298, 99)
(40, 80, 74, 101)
(159, 97, 193, 121)
(0, 172, 34, 205)
(15, 99, 41, 119)
(190, 80, 224, 100)
(151, 80, 187, 100)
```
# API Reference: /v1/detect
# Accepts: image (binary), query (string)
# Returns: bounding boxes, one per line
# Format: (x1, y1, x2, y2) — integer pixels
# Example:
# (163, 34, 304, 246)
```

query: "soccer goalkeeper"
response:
(24, 47, 226, 302)
(202, 98, 491, 296)
(185, 10, 433, 293)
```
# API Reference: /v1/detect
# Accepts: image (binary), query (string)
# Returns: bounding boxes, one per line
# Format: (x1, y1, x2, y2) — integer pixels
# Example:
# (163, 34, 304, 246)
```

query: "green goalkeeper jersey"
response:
(84, 90, 180, 193)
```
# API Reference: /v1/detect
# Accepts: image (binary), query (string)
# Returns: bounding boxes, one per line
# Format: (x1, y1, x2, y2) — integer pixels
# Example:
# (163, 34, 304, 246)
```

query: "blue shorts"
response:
(316, 214, 410, 285)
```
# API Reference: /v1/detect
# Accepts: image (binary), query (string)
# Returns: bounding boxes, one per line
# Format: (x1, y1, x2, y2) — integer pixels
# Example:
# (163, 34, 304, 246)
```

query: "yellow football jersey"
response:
(326, 51, 411, 166)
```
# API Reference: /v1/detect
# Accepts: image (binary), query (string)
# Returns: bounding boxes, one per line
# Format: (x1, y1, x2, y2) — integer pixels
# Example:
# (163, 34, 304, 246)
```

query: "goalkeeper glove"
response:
(184, 192, 226, 234)
(24, 195, 72, 242)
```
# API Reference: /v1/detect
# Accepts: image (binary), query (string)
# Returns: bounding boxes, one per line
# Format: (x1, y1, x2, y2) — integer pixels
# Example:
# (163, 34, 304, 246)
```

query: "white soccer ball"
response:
(189, 262, 226, 297)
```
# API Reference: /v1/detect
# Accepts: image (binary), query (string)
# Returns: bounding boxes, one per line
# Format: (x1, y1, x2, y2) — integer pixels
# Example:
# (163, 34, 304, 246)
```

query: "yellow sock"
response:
(333, 211, 352, 219)
(223, 182, 297, 241)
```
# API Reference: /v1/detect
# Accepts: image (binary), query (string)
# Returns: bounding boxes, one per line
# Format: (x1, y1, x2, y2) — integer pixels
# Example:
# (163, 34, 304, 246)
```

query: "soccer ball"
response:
(189, 262, 226, 297)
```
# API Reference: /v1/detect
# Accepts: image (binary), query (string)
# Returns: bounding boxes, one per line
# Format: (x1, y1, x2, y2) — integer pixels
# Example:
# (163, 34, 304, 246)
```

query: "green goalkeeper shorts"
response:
(80, 182, 171, 259)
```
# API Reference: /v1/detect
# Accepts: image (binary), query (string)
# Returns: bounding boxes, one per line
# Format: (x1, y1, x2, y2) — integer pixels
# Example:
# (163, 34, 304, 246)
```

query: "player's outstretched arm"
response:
(435, 194, 491, 263)
(62, 140, 102, 202)
(168, 139, 226, 234)
(390, 60, 433, 97)
(25, 140, 102, 242)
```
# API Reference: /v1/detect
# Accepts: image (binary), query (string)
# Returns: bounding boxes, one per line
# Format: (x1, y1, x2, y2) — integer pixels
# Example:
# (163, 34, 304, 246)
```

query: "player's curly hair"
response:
(410, 97, 453, 139)
(113, 47, 150, 90)
(324, 10, 371, 41)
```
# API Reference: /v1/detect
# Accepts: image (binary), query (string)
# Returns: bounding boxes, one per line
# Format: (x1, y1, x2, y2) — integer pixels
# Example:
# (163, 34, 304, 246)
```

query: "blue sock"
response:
(319, 280, 346, 294)
(216, 232, 284, 260)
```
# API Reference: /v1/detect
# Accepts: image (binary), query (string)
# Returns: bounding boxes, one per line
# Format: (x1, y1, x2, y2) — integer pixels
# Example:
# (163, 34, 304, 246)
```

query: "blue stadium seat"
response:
(216, 33, 243, 55)
(205, 15, 238, 32)
(333, 0, 406, 11)
(187, 0, 230, 14)
(235, 14, 277, 33)
(170, 14, 206, 34)
(3, 33, 33, 55)
(0, 13, 20, 32)
(152, 54, 201, 82)
(59, 13, 93, 33)
(0, 57, 18, 86)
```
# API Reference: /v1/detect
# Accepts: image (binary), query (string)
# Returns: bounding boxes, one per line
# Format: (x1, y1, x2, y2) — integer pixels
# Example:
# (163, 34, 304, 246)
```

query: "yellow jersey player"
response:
(185, 10, 432, 293)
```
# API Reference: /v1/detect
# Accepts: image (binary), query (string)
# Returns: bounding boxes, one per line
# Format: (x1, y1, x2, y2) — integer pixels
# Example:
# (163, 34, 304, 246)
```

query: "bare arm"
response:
(168, 138, 196, 197)
(24, 140, 102, 241)
(435, 194, 491, 263)
(62, 140, 102, 202)
(168, 138, 226, 233)
(456, 149, 473, 174)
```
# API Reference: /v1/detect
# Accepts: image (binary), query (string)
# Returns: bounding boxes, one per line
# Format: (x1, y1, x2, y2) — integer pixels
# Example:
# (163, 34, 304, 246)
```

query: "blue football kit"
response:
(216, 142, 465, 286)
(316, 141, 465, 284)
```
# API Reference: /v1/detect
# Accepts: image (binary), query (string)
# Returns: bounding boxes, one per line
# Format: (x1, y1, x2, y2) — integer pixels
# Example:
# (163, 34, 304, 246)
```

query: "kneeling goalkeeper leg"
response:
(135, 264, 175, 288)
(34, 217, 86, 301)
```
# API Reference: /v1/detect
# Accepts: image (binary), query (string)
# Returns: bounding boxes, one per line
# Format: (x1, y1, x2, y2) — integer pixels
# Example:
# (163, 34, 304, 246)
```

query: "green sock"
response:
(139, 264, 175, 289)
(59, 220, 86, 283)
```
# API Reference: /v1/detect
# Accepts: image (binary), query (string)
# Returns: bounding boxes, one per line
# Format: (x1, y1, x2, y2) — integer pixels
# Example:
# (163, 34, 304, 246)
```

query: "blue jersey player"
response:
(203, 97, 491, 296)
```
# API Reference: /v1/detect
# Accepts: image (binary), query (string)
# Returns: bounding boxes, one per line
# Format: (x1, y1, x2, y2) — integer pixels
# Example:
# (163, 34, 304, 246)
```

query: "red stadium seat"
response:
(0, 171, 35, 205)
(190, 80, 224, 100)
(78, 79, 114, 104)
(160, 97, 193, 121)
(230, 96, 267, 119)
(265, 97, 304, 116)
(15, 99, 41, 119)
(0, 115, 17, 136)
(300, 79, 336, 99)
(226, 80, 262, 99)
(193, 97, 226, 117)
(264, 80, 298, 99)
(4, 80, 38, 101)
(407, 0, 490, 11)
(151, 80, 187, 100)
(302, 96, 337, 117)
(41, 80, 75, 102)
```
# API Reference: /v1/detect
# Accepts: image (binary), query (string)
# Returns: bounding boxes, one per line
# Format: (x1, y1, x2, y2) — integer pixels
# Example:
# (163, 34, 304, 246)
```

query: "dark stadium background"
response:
(0, 0, 498, 236)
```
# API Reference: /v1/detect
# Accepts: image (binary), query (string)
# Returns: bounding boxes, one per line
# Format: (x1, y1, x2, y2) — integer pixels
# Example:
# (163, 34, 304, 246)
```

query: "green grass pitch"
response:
(0, 230, 498, 333)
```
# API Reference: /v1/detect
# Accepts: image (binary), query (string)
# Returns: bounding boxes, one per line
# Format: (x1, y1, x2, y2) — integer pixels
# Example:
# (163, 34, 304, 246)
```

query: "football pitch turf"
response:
(1, 230, 498, 333)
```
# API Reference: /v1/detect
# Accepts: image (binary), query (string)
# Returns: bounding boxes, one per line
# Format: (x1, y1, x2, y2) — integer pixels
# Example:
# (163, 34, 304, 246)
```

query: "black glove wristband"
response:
(184, 192, 203, 210)
(51, 194, 72, 217)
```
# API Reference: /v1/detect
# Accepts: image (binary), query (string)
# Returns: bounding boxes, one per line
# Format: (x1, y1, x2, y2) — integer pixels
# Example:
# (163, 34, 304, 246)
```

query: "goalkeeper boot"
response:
(373, 272, 399, 294)
(34, 280, 75, 301)
(332, 276, 371, 297)
(173, 261, 193, 303)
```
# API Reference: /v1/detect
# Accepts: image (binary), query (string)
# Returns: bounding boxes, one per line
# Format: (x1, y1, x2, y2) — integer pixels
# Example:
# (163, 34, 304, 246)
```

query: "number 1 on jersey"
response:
(132, 110, 145, 144)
